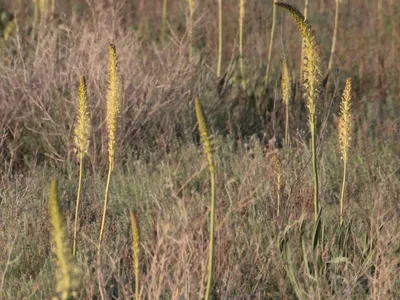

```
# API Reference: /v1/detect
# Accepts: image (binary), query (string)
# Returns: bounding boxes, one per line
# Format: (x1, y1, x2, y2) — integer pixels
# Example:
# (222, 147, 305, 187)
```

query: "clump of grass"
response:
(282, 59, 291, 145)
(217, 0, 223, 78)
(275, 2, 321, 222)
(130, 210, 141, 300)
(99, 44, 122, 249)
(49, 179, 80, 299)
(265, 0, 277, 85)
(338, 78, 352, 225)
(239, 0, 246, 88)
(195, 98, 216, 300)
(72, 76, 91, 257)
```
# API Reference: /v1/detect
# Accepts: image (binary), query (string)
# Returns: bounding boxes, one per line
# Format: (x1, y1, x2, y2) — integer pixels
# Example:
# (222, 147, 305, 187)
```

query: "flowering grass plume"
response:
(49, 179, 80, 299)
(338, 78, 352, 225)
(275, 2, 321, 221)
(99, 44, 122, 248)
(195, 98, 216, 300)
(73, 75, 91, 257)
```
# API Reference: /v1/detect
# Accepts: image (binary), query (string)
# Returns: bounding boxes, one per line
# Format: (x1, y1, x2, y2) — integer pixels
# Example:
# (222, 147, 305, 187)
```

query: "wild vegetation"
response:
(1, 0, 400, 299)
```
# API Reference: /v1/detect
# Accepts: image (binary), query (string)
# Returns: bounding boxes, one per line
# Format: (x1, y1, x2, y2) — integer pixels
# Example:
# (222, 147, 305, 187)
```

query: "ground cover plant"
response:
(1, 0, 400, 299)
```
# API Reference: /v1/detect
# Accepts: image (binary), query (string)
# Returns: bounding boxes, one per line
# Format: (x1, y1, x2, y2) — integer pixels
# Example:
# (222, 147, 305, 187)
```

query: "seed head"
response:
(338, 78, 352, 162)
(195, 98, 215, 174)
(74, 76, 91, 159)
(282, 59, 291, 107)
(49, 179, 80, 299)
(275, 2, 320, 117)
(106, 44, 121, 170)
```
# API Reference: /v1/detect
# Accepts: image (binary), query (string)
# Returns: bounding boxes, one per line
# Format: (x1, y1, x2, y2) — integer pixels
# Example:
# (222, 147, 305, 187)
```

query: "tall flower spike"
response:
(49, 179, 80, 299)
(339, 78, 352, 162)
(275, 2, 320, 114)
(74, 76, 91, 159)
(195, 98, 217, 300)
(106, 44, 121, 170)
(73, 75, 91, 257)
(275, 2, 321, 222)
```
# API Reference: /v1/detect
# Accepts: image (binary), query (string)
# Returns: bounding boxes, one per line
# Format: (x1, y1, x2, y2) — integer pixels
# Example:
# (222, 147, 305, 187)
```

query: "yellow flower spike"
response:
(195, 98, 215, 174)
(275, 2, 321, 222)
(49, 179, 80, 299)
(339, 78, 352, 163)
(99, 44, 122, 250)
(338, 78, 352, 225)
(106, 44, 122, 171)
(195, 98, 216, 300)
(73, 76, 91, 159)
(73, 76, 91, 257)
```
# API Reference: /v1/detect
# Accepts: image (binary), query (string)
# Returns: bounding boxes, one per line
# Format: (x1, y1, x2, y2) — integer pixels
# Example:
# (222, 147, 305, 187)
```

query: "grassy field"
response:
(1, 0, 400, 299)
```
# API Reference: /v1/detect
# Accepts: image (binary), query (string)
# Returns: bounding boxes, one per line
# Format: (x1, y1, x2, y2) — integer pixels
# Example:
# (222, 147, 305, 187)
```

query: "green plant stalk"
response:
(327, 0, 340, 73)
(339, 158, 347, 226)
(188, 0, 194, 58)
(205, 169, 216, 300)
(73, 154, 84, 257)
(239, 0, 245, 88)
(33, 0, 39, 25)
(265, 1, 276, 85)
(277, 183, 281, 217)
(130, 211, 140, 300)
(98, 165, 113, 251)
(161, 0, 167, 42)
(310, 113, 319, 222)
(217, 0, 223, 78)
(285, 103, 289, 145)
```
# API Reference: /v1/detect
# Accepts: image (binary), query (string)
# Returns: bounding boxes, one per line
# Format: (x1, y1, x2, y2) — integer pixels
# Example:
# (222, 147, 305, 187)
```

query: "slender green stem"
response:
(239, 0, 246, 88)
(285, 103, 289, 146)
(205, 170, 216, 300)
(161, 0, 168, 42)
(99, 165, 113, 250)
(135, 262, 140, 300)
(73, 154, 84, 257)
(328, 0, 340, 73)
(310, 114, 319, 223)
(277, 184, 281, 217)
(265, 1, 276, 85)
(217, 0, 223, 78)
(339, 160, 347, 226)
(188, 0, 194, 58)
